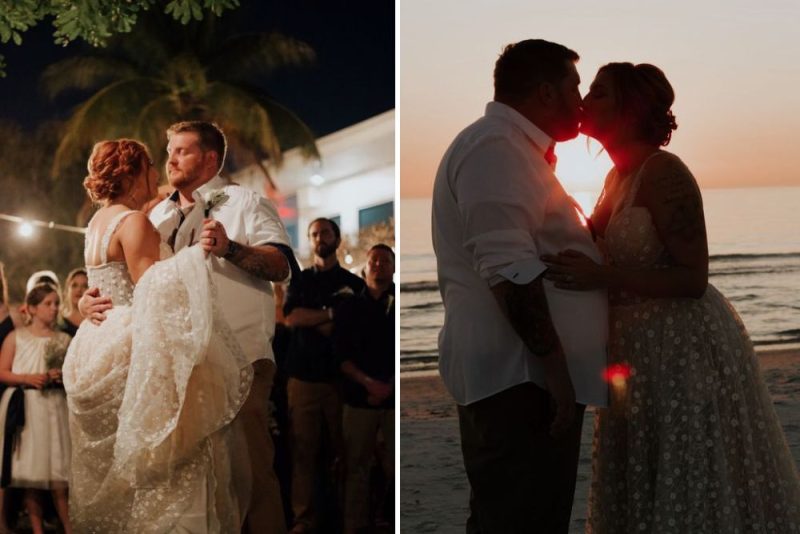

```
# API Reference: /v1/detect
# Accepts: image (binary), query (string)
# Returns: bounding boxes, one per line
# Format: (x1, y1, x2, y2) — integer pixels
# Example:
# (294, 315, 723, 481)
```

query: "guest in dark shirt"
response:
(335, 244, 395, 534)
(283, 218, 364, 534)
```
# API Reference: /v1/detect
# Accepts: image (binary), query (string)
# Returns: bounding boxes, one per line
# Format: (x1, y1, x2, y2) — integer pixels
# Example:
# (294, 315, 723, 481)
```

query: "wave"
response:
(709, 266, 800, 277)
(401, 280, 439, 293)
(728, 293, 759, 302)
(399, 301, 442, 311)
(776, 328, 800, 337)
(400, 349, 438, 357)
(401, 252, 800, 292)
(710, 251, 800, 262)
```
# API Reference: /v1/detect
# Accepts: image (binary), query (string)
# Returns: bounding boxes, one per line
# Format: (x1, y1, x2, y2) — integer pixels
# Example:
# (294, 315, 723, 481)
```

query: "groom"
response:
(431, 39, 608, 533)
(82, 121, 294, 534)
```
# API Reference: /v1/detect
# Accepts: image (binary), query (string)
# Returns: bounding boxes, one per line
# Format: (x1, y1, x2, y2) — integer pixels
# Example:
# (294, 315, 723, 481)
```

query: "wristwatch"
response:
(223, 239, 243, 260)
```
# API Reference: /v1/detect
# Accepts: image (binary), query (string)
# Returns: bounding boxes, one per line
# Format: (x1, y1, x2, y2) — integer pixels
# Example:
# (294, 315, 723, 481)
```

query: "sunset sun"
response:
(555, 135, 613, 215)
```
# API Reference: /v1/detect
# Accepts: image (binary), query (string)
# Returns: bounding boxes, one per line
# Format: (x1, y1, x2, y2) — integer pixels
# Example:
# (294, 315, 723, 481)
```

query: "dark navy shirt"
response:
(283, 264, 365, 382)
(334, 284, 395, 409)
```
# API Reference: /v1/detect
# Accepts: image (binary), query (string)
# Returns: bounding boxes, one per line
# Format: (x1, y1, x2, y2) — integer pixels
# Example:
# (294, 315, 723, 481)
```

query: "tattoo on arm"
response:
(226, 241, 290, 282)
(655, 169, 704, 242)
(493, 277, 560, 357)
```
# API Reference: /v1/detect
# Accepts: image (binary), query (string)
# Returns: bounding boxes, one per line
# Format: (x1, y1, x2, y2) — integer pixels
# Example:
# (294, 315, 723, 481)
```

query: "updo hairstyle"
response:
(84, 139, 150, 202)
(598, 62, 678, 147)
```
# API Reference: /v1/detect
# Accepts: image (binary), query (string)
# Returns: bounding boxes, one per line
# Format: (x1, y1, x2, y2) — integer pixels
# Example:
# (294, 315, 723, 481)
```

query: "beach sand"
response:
(400, 349, 800, 533)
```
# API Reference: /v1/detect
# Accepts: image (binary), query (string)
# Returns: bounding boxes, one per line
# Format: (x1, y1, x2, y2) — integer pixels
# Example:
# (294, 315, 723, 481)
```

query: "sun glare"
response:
(554, 135, 613, 215)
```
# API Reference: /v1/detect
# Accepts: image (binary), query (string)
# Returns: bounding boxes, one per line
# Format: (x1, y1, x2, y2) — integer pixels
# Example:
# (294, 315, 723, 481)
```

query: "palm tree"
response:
(42, 12, 319, 201)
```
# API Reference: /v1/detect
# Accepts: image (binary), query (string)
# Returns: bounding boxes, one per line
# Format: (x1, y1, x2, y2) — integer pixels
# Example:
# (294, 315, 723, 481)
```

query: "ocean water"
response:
(400, 187, 800, 372)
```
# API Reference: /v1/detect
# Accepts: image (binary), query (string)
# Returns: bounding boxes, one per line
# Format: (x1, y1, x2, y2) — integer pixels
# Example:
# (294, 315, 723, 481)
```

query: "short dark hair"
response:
(308, 217, 341, 240)
(368, 243, 395, 261)
(597, 62, 678, 147)
(494, 39, 579, 104)
(167, 121, 227, 171)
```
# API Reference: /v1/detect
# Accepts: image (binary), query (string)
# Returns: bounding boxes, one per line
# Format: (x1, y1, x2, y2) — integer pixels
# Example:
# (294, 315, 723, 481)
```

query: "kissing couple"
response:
(432, 39, 800, 533)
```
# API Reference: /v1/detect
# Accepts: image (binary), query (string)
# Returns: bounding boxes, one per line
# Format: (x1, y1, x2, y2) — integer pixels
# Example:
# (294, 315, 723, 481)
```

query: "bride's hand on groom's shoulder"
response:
(541, 249, 606, 291)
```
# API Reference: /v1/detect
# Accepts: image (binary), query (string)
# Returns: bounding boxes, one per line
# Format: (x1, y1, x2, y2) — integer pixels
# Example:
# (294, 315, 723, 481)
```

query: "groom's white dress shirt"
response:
(432, 101, 608, 407)
(149, 175, 291, 366)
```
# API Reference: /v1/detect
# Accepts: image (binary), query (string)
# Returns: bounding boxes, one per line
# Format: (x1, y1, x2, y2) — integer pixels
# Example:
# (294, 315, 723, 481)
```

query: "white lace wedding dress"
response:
(63, 210, 253, 533)
(587, 153, 800, 533)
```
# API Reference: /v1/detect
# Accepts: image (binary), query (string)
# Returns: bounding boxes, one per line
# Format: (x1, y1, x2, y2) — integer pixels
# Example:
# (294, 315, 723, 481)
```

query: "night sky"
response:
(0, 0, 395, 138)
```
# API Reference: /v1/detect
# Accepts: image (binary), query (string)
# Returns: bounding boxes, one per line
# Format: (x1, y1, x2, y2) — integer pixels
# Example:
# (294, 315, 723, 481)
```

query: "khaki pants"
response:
(240, 359, 287, 534)
(287, 379, 342, 531)
(342, 405, 394, 532)
(458, 382, 585, 534)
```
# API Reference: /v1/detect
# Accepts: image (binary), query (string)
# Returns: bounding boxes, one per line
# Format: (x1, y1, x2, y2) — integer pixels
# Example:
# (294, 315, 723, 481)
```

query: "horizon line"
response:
(400, 183, 800, 199)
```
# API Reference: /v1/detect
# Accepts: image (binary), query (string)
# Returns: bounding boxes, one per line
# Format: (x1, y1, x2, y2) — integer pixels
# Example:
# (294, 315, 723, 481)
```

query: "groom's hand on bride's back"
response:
(79, 287, 113, 325)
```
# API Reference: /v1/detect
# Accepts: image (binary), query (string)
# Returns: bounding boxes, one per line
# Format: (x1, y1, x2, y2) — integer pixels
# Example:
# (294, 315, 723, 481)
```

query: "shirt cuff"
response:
(489, 257, 547, 287)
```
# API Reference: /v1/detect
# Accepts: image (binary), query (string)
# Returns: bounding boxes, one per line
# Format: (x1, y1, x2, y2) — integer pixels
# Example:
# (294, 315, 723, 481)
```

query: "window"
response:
(358, 201, 393, 229)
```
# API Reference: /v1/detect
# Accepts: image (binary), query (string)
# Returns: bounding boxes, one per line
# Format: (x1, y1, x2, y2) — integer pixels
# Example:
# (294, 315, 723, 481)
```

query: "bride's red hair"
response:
(84, 139, 150, 202)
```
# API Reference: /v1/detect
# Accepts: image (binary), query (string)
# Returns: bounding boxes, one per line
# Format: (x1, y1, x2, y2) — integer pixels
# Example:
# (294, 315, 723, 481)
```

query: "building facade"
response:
(232, 110, 395, 255)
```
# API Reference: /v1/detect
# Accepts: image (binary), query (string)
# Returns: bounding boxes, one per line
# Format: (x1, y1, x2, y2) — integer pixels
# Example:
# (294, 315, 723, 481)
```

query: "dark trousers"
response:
(457, 382, 585, 534)
(241, 359, 287, 534)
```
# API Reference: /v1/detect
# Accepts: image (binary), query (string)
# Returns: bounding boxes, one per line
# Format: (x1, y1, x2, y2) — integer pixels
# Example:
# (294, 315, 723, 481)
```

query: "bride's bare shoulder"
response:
(116, 211, 159, 244)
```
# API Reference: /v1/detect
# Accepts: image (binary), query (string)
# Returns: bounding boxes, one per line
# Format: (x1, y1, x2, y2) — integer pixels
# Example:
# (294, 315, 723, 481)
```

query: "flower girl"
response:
(0, 283, 71, 534)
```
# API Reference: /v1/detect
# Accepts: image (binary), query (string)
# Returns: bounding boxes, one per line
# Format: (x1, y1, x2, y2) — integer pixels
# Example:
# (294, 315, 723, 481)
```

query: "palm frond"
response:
(40, 56, 140, 100)
(133, 95, 182, 171)
(53, 78, 171, 175)
(41, 14, 318, 190)
(204, 81, 283, 163)
(206, 32, 316, 82)
(253, 95, 320, 159)
(228, 82, 319, 158)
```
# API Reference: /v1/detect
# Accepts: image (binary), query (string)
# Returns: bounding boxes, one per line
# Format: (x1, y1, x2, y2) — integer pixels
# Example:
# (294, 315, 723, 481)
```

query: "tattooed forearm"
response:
(226, 242, 290, 282)
(491, 277, 561, 357)
(656, 169, 705, 242)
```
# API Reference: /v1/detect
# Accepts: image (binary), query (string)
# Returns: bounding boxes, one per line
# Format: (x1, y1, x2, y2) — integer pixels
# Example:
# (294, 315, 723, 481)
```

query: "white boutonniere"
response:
(333, 286, 355, 297)
(385, 294, 394, 315)
(203, 189, 229, 217)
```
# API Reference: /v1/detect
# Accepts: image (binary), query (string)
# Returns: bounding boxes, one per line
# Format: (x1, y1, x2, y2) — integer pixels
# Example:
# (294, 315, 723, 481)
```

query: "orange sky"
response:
(400, 1, 800, 198)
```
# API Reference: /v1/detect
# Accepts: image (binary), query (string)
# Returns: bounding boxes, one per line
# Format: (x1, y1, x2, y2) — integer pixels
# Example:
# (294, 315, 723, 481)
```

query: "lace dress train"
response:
(63, 211, 252, 533)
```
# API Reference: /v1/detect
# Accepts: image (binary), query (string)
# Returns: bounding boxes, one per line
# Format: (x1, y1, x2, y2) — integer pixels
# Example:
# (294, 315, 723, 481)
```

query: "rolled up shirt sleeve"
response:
(454, 136, 549, 286)
(244, 195, 293, 283)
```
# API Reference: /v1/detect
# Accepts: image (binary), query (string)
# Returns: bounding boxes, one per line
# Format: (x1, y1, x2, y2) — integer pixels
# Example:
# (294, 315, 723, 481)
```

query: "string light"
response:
(18, 221, 34, 238)
(0, 212, 86, 236)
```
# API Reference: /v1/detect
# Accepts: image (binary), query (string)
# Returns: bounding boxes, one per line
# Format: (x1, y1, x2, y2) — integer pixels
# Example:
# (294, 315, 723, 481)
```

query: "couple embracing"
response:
(64, 121, 293, 533)
(432, 39, 800, 533)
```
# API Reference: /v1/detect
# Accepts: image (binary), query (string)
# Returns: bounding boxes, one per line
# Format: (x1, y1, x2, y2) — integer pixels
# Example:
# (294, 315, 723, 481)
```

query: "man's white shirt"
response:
(432, 101, 609, 407)
(149, 175, 291, 366)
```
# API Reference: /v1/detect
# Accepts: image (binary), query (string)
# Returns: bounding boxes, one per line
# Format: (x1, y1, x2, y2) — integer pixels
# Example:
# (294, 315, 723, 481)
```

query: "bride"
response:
(63, 139, 252, 533)
(543, 62, 800, 533)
